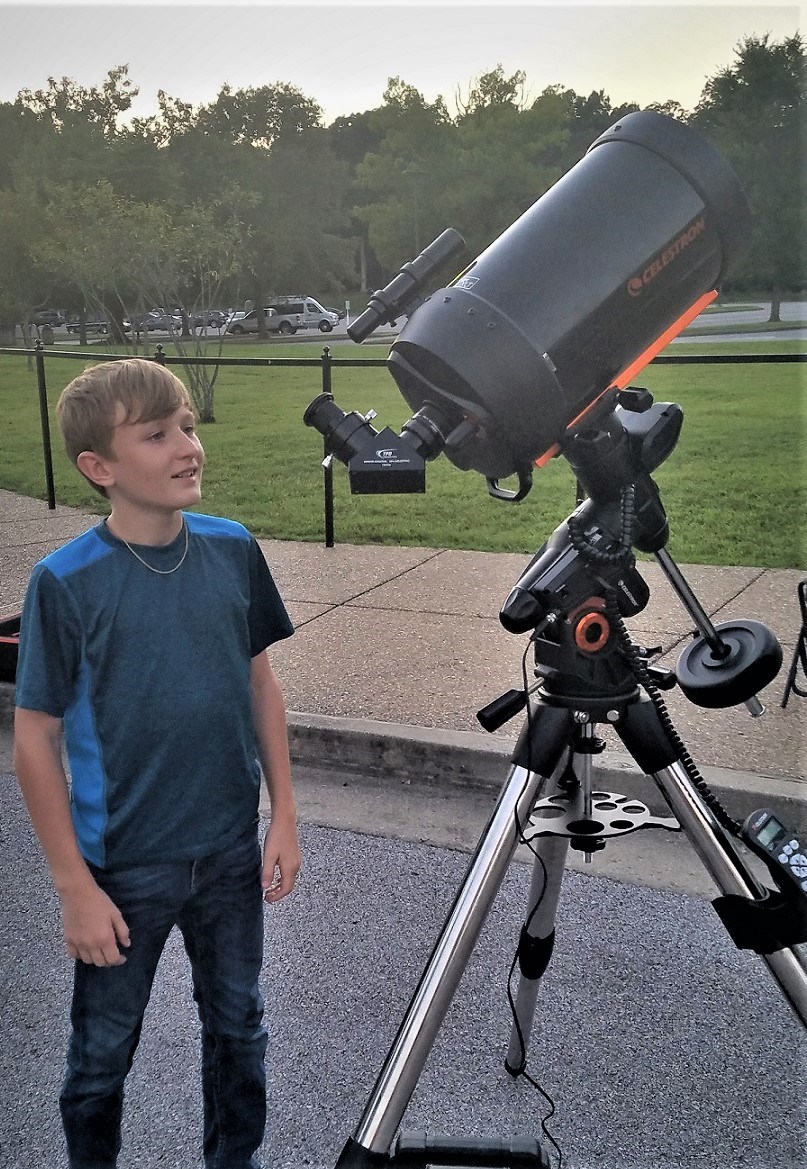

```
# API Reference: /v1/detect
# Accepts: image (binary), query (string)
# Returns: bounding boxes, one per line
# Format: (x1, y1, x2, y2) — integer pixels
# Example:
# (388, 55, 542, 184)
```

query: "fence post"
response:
(321, 347, 335, 548)
(34, 341, 57, 510)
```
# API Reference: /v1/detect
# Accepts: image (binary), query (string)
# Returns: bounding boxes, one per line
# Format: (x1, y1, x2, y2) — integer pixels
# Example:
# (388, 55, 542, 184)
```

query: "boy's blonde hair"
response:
(57, 359, 193, 494)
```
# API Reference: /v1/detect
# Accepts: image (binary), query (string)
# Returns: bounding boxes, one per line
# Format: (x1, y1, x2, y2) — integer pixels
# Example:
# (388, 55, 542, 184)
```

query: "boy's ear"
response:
(76, 450, 116, 491)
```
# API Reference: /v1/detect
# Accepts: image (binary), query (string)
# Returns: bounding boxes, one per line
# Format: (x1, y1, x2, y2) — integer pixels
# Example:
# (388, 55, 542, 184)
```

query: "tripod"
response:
(781, 580, 807, 708)
(332, 402, 807, 1169)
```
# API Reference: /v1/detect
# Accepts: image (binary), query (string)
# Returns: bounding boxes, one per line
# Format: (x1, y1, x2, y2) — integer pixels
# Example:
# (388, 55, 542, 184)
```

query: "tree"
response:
(531, 86, 640, 171)
(455, 64, 528, 117)
(34, 181, 247, 420)
(326, 109, 390, 290)
(131, 90, 196, 147)
(355, 72, 564, 271)
(352, 78, 455, 269)
(0, 106, 60, 341)
(690, 33, 806, 318)
(195, 82, 323, 149)
(228, 129, 355, 324)
(16, 64, 137, 138)
(0, 187, 43, 344)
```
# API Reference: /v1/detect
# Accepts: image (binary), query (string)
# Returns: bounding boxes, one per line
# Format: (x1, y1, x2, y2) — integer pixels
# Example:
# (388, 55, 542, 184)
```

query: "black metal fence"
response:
(0, 341, 804, 548)
(0, 341, 389, 546)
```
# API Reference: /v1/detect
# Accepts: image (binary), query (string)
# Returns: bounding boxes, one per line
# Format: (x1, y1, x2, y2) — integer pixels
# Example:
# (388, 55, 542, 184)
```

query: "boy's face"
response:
(94, 403, 205, 514)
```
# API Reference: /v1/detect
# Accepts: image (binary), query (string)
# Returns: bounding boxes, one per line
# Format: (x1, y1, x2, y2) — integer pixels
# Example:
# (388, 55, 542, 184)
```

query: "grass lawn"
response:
(0, 336, 804, 568)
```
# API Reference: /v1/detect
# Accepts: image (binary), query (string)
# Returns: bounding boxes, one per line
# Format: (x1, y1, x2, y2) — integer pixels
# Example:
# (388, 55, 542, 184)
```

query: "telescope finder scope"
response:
(348, 228, 466, 344)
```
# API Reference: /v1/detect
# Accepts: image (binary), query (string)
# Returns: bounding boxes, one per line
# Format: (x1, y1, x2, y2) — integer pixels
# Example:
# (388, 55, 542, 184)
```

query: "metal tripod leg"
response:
(336, 706, 574, 1166)
(346, 761, 544, 1155)
(505, 725, 610, 1070)
(504, 777, 570, 1075)
(501, 721, 807, 1065)
(652, 760, 807, 1027)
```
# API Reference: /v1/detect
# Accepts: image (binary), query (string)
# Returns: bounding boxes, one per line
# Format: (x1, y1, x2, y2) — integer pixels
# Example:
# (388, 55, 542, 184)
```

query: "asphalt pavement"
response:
(1, 776, 805, 1169)
(0, 484, 805, 1168)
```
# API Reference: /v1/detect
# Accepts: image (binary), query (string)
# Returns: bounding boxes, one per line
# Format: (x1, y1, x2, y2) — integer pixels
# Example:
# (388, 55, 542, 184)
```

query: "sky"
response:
(1, 1, 801, 124)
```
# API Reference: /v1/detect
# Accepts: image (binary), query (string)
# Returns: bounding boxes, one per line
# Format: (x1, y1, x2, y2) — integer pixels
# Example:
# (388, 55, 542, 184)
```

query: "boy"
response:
(13, 358, 300, 1169)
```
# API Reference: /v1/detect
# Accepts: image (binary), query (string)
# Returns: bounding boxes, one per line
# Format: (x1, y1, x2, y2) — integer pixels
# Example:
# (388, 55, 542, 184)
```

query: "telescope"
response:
(305, 111, 807, 1169)
(305, 109, 750, 500)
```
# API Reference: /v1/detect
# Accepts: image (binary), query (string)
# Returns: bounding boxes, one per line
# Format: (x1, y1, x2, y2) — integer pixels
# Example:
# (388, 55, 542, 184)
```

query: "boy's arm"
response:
(13, 707, 130, 966)
(250, 650, 301, 903)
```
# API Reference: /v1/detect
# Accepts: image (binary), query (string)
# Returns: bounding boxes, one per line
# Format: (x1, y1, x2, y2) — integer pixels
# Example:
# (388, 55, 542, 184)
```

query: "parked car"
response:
(193, 309, 229, 329)
(225, 307, 301, 336)
(30, 309, 65, 327)
(66, 318, 110, 335)
(146, 312, 183, 332)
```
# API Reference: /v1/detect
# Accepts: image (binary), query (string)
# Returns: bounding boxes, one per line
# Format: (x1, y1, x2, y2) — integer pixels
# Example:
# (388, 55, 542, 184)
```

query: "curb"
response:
(3, 684, 803, 834)
(286, 711, 807, 834)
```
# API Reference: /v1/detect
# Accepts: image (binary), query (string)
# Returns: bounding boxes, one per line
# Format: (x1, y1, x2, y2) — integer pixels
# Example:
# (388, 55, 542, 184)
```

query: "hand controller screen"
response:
(742, 808, 807, 895)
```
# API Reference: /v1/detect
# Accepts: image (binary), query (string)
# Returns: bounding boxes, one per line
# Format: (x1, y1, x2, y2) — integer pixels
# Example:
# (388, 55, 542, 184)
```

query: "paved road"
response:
(20, 301, 807, 347)
(1, 768, 804, 1169)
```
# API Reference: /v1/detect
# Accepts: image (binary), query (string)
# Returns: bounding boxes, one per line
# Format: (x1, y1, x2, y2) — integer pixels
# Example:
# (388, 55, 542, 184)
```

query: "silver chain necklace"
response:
(121, 520, 189, 575)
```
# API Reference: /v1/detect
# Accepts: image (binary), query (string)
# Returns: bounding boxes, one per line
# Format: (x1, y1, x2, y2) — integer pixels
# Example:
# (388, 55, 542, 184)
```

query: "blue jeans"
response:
(60, 823, 267, 1169)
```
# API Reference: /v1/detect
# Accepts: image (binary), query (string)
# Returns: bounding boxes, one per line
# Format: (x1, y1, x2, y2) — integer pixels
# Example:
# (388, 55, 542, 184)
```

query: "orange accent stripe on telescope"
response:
(611, 289, 718, 388)
(532, 289, 718, 468)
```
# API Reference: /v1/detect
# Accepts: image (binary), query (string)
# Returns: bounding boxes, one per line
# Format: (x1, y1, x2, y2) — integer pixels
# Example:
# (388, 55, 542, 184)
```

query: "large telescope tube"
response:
(387, 110, 751, 483)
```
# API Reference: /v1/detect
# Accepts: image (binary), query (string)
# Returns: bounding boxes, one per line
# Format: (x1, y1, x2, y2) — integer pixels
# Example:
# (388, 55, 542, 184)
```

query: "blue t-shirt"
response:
(15, 513, 294, 869)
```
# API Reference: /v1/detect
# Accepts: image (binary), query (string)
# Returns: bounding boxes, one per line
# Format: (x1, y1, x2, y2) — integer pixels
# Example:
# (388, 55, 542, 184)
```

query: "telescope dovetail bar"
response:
(533, 287, 721, 468)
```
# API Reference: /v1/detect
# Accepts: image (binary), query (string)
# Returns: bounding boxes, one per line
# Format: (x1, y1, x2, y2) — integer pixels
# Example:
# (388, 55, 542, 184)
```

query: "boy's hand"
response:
(261, 816, 301, 904)
(60, 879, 131, 967)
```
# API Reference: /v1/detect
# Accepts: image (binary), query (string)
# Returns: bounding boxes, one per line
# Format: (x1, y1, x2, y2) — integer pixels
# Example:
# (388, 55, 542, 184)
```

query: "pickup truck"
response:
(66, 318, 111, 335)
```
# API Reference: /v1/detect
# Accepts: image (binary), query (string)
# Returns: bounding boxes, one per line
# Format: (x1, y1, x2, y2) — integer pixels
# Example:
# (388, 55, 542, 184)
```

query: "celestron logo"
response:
(617, 578, 640, 607)
(627, 216, 707, 297)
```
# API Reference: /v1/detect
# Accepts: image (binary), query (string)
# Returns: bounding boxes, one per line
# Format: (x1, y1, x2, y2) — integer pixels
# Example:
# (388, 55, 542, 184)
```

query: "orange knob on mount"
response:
(574, 611, 611, 653)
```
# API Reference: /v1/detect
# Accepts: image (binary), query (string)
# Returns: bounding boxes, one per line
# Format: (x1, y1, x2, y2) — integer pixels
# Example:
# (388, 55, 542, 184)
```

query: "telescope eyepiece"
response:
(303, 393, 378, 464)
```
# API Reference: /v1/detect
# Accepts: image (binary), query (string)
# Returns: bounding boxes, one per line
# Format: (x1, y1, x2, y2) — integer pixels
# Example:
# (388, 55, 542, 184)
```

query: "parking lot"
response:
(18, 300, 807, 350)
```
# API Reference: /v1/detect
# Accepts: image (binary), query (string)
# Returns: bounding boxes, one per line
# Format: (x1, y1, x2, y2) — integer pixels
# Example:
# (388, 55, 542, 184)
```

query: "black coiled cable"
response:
(603, 590, 742, 836)
(567, 484, 636, 567)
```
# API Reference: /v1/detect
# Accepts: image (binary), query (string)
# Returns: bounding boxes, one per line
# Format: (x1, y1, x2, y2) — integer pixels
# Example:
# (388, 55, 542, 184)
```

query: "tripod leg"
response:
(505, 767, 571, 1075)
(615, 699, 807, 1027)
(505, 834, 569, 1074)
(336, 706, 573, 1166)
(348, 762, 544, 1155)
(652, 760, 807, 1028)
(781, 580, 807, 708)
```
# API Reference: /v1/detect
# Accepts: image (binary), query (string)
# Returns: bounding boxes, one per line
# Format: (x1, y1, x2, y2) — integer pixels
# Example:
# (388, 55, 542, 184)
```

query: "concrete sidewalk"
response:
(1, 488, 805, 839)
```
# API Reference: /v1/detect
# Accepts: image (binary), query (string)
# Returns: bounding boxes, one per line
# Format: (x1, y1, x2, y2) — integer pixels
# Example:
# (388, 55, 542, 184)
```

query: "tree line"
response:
(0, 34, 802, 417)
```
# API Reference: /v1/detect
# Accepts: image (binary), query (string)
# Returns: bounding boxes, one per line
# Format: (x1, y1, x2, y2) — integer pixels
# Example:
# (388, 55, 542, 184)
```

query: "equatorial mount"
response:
(496, 389, 783, 716)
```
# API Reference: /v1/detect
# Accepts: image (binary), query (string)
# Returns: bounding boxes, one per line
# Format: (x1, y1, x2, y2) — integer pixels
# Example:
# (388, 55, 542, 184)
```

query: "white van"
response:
(269, 297, 339, 332)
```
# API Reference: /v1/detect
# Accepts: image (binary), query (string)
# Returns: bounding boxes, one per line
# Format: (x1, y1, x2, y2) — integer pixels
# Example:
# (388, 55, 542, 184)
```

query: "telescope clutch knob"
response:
(675, 619, 783, 709)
